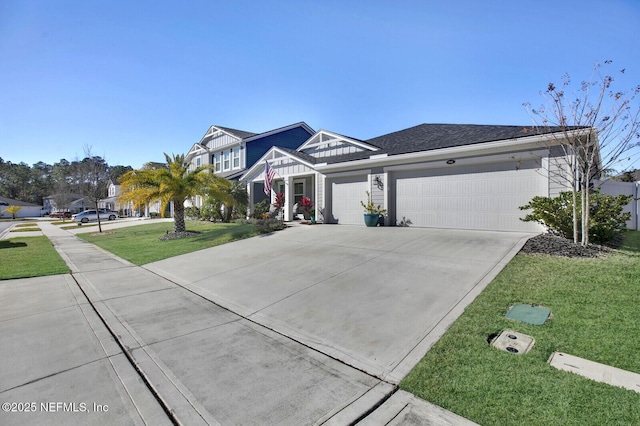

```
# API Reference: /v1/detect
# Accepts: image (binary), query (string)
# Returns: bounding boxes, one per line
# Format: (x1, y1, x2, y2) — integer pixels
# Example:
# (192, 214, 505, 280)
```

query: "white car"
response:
(72, 209, 119, 223)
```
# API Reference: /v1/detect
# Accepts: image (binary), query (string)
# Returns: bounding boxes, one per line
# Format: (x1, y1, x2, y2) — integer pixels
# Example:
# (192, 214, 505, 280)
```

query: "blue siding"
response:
(246, 126, 313, 168)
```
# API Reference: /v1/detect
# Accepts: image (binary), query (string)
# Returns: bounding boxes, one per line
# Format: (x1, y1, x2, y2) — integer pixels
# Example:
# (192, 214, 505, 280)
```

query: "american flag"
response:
(264, 161, 276, 195)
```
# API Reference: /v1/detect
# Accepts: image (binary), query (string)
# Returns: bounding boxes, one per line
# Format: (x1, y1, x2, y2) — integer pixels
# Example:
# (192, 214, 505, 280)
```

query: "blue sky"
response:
(2, 1, 639, 170)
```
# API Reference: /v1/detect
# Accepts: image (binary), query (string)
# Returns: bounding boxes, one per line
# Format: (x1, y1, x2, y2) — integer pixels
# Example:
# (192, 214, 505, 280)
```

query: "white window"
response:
(232, 147, 240, 169)
(213, 153, 221, 172)
(294, 180, 305, 204)
(223, 150, 230, 171)
(196, 157, 201, 167)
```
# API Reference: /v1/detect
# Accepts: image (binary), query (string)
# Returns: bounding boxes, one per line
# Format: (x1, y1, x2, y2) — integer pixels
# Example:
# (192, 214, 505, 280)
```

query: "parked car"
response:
(71, 209, 119, 223)
(50, 211, 72, 218)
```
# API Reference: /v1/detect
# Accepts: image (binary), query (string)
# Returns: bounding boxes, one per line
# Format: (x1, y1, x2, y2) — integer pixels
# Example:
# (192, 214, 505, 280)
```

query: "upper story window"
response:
(232, 147, 240, 169)
(196, 157, 201, 167)
(213, 153, 221, 172)
(109, 185, 116, 197)
(223, 150, 230, 171)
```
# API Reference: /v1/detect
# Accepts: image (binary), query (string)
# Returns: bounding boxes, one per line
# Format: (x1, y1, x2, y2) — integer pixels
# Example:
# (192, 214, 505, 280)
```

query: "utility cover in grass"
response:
(505, 304, 551, 325)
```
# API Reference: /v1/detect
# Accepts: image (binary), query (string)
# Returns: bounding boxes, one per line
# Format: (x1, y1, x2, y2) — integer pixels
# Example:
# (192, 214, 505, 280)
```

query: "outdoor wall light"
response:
(446, 159, 456, 165)
(373, 175, 384, 190)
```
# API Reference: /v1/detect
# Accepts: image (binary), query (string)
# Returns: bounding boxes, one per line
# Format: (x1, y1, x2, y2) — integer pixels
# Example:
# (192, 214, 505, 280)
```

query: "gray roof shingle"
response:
(318, 123, 585, 164)
(215, 126, 257, 140)
(366, 123, 574, 155)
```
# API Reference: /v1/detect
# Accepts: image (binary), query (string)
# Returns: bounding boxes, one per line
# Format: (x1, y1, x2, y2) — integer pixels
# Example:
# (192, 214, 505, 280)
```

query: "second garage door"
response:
(393, 160, 546, 232)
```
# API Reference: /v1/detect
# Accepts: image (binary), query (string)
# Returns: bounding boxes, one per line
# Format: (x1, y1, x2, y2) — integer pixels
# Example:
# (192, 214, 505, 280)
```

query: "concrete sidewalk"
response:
(0, 275, 172, 425)
(2, 220, 483, 425)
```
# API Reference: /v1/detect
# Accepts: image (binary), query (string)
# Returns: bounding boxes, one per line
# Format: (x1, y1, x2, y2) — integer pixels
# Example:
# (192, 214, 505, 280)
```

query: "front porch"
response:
(242, 148, 324, 222)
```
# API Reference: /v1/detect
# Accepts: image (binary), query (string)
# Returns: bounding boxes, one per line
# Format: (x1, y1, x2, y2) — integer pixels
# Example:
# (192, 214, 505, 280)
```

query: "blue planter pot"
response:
(363, 213, 379, 227)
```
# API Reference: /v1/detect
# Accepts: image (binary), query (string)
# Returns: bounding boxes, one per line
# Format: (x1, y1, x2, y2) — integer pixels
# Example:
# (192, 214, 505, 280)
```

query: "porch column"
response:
(246, 182, 253, 219)
(284, 175, 293, 221)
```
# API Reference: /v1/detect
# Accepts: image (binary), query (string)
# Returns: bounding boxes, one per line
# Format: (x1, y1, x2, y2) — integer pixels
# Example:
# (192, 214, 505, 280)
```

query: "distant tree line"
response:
(0, 156, 132, 205)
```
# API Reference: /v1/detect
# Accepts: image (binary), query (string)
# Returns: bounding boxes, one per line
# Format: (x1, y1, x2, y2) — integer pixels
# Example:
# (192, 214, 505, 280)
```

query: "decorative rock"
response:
(520, 234, 611, 258)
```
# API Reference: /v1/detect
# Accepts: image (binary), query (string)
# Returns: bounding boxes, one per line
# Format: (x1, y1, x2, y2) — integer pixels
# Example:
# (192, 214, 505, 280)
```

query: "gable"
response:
(298, 131, 378, 159)
(242, 147, 316, 182)
(199, 126, 244, 151)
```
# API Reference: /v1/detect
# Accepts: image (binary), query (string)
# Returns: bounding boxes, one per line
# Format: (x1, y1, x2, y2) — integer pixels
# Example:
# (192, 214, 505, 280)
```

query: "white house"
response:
(0, 196, 44, 218)
(241, 123, 593, 232)
(99, 179, 172, 218)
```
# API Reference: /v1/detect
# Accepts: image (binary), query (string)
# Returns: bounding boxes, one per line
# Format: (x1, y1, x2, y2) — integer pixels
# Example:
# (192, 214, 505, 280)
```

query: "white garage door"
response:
(329, 175, 368, 225)
(393, 160, 546, 232)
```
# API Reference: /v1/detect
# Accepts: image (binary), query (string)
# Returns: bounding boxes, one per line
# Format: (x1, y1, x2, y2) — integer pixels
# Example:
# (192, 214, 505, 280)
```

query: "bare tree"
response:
(77, 146, 110, 232)
(525, 61, 640, 245)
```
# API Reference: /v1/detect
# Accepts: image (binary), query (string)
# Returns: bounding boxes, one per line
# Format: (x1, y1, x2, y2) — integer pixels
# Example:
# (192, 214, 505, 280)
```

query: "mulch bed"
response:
(89, 230, 117, 236)
(520, 233, 613, 258)
(159, 231, 201, 241)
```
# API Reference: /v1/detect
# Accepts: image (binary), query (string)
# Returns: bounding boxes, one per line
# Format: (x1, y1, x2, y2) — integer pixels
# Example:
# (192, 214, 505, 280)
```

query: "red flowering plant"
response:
(272, 192, 285, 221)
(273, 192, 285, 211)
(300, 196, 313, 220)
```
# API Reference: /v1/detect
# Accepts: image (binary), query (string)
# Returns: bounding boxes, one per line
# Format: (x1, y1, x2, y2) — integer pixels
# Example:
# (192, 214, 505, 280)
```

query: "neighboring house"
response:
(241, 123, 594, 232)
(597, 179, 640, 230)
(185, 122, 314, 207)
(0, 196, 44, 218)
(43, 193, 88, 215)
(99, 179, 140, 216)
(107, 164, 174, 218)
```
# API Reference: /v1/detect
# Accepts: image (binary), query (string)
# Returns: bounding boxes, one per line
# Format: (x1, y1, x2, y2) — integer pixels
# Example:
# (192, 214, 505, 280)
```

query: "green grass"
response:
(0, 237, 70, 279)
(10, 223, 41, 232)
(400, 231, 640, 425)
(77, 220, 262, 265)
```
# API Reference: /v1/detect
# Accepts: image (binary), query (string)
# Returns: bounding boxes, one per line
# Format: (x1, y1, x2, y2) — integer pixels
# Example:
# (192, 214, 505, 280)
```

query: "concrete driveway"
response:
(3, 222, 528, 425)
(146, 225, 534, 383)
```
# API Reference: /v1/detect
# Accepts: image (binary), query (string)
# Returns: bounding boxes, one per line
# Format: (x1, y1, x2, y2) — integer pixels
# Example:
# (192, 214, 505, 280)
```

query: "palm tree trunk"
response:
(173, 202, 186, 233)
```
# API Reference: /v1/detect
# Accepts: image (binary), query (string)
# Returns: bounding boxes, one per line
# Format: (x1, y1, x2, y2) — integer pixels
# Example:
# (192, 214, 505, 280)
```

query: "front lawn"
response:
(400, 231, 640, 425)
(77, 220, 262, 265)
(0, 237, 70, 279)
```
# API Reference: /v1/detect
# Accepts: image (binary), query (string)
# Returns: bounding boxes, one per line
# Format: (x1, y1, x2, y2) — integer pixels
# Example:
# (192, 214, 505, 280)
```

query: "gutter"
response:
(315, 131, 575, 173)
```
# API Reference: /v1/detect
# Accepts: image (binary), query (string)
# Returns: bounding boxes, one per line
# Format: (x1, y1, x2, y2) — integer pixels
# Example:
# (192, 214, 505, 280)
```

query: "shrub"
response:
(250, 199, 271, 219)
(589, 191, 634, 244)
(235, 218, 286, 233)
(184, 206, 200, 220)
(520, 190, 633, 244)
(520, 191, 574, 238)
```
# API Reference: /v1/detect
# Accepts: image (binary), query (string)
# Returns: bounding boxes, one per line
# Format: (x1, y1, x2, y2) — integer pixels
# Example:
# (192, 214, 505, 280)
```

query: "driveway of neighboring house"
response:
(146, 225, 535, 383)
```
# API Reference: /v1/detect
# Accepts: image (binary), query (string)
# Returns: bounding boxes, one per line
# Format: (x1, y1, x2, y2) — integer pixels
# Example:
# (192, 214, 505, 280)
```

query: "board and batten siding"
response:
(304, 142, 364, 159)
(270, 157, 315, 177)
(316, 174, 325, 220)
(547, 146, 574, 197)
(206, 133, 241, 150)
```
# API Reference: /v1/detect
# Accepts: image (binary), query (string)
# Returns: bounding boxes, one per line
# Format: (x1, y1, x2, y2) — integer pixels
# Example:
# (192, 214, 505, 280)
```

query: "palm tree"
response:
(3, 205, 22, 220)
(118, 153, 227, 233)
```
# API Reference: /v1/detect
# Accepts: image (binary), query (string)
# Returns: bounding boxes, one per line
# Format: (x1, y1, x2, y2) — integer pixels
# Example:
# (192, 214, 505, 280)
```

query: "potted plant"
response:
(300, 196, 313, 220)
(360, 191, 386, 227)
